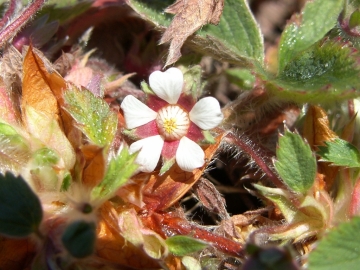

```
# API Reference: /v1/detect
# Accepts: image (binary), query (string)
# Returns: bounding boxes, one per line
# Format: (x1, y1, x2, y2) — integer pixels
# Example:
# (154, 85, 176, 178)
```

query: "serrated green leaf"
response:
(308, 217, 360, 270)
(128, 0, 264, 67)
(274, 130, 316, 194)
(64, 87, 117, 148)
(61, 220, 96, 258)
(268, 40, 360, 103)
(91, 146, 138, 201)
(0, 123, 31, 174)
(318, 138, 360, 167)
(0, 172, 43, 237)
(278, 0, 344, 72)
(165, 235, 208, 256)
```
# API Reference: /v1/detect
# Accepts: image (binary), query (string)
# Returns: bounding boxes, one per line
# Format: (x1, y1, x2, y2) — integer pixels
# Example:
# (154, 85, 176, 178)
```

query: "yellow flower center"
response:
(156, 105, 190, 141)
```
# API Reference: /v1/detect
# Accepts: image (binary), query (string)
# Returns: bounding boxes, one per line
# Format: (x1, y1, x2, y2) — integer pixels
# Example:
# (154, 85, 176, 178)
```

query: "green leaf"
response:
(128, 0, 264, 67)
(39, 1, 92, 24)
(0, 172, 43, 237)
(61, 220, 96, 258)
(33, 148, 59, 166)
(60, 173, 72, 192)
(268, 39, 360, 103)
(308, 217, 360, 270)
(64, 87, 117, 148)
(253, 184, 306, 223)
(165, 235, 208, 256)
(226, 68, 255, 90)
(0, 123, 31, 174)
(318, 138, 360, 167)
(91, 146, 138, 201)
(278, 0, 344, 72)
(274, 130, 316, 194)
(349, 9, 360, 28)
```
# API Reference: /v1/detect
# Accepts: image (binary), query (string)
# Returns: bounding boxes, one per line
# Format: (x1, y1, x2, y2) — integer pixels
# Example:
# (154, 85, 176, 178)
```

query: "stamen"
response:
(156, 105, 190, 141)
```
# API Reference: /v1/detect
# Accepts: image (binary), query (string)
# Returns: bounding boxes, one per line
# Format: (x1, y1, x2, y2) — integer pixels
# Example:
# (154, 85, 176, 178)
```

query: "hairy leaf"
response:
(278, 0, 344, 72)
(309, 217, 360, 270)
(268, 39, 360, 103)
(0, 172, 43, 237)
(91, 146, 138, 201)
(318, 138, 360, 168)
(274, 130, 316, 194)
(128, 0, 263, 67)
(64, 87, 117, 147)
(0, 123, 31, 174)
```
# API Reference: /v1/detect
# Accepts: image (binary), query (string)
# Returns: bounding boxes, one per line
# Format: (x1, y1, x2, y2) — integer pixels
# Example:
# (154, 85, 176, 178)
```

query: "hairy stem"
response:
(0, 0, 47, 49)
(225, 131, 287, 190)
(0, 0, 17, 29)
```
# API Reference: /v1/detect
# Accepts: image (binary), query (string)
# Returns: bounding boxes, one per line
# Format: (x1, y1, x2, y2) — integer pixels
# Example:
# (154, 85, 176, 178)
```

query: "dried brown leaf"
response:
(193, 177, 229, 219)
(160, 0, 224, 67)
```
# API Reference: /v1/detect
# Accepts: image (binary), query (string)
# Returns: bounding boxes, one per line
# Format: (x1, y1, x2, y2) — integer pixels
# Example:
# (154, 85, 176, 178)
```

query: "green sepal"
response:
(141, 81, 155, 95)
(61, 220, 96, 258)
(0, 172, 43, 237)
(160, 157, 175, 176)
(181, 65, 204, 99)
(201, 130, 216, 144)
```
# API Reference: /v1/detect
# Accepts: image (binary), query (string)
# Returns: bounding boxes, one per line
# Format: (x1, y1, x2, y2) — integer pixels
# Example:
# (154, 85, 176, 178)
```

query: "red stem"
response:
(225, 132, 287, 190)
(0, 0, 17, 29)
(0, 0, 46, 49)
(162, 216, 245, 257)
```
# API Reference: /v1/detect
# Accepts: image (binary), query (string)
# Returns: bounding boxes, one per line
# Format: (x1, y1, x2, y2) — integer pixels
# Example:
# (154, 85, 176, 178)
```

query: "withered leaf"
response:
(193, 177, 229, 219)
(303, 105, 338, 191)
(303, 105, 337, 149)
(160, 0, 224, 67)
(22, 45, 66, 121)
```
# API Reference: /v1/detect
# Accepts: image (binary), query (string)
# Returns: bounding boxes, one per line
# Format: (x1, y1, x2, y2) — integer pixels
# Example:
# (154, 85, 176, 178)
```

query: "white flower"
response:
(121, 67, 223, 173)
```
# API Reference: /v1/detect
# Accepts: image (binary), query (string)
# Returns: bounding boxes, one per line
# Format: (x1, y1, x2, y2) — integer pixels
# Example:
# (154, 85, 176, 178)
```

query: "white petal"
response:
(176, 137, 204, 172)
(189, 97, 223, 130)
(129, 135, 164, 172)
(121, 95, 157, 129)
(149, 67, 183, 104)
